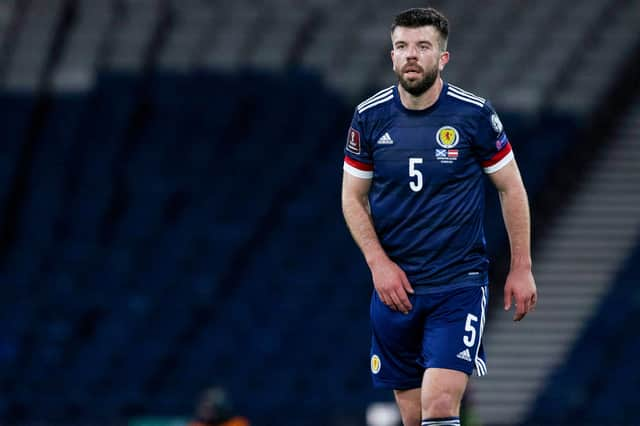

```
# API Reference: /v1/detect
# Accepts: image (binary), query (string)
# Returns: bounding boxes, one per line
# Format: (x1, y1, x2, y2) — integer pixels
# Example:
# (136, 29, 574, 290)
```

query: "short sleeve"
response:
(343, 110, 373, 179)
(473, 103, 514, 174)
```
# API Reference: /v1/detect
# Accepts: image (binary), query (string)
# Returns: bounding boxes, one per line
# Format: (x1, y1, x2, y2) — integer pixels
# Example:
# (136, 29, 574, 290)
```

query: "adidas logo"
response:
(377, 132, 394, 144)
(456, 349, 472, 362)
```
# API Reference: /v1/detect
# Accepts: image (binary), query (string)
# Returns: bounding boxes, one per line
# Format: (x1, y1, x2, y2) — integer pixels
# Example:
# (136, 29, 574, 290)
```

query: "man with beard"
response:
(341, 7, 537, 426)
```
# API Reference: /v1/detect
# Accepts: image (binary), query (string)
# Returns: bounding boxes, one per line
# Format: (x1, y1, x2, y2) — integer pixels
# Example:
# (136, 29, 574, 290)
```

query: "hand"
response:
(369, 257, 414, 314)
(503, 268, 537, 321)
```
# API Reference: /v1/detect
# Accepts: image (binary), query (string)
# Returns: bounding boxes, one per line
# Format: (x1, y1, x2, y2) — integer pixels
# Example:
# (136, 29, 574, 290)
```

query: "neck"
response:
(398, 77, 443, 110)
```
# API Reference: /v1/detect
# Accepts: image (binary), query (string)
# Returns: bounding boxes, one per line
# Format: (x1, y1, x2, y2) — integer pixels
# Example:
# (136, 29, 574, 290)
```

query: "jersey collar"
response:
(393, 80, 448, 114)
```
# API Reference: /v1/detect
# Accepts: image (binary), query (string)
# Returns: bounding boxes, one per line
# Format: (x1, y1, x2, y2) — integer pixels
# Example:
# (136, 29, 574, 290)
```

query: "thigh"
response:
(370, 291, 424, 390)
(422, 285, 489, 376)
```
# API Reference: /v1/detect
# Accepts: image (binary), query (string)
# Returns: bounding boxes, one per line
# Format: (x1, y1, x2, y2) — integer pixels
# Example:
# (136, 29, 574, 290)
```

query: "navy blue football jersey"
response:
(343, 82, 514, 293)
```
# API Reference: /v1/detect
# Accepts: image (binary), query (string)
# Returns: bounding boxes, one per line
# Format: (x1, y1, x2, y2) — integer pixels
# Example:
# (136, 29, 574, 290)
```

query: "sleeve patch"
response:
(346, 127, 361, 154)
(491, 113, 503, 134)
(496, 133, 509, 150)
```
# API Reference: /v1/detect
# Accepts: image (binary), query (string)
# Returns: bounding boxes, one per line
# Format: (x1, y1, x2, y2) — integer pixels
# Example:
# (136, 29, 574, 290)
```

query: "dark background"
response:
(1, 1, 640, 425)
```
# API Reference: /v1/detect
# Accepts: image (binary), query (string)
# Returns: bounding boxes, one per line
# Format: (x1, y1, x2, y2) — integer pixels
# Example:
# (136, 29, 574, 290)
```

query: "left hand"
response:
(503, 268, 537, 321)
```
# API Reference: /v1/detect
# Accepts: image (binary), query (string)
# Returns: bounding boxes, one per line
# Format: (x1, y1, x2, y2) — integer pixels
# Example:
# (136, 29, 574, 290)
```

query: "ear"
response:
(439, 51, 450, 71)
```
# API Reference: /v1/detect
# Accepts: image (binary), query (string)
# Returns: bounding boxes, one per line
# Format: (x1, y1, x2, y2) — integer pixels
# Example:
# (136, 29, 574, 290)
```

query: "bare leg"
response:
(393, 387, 421, 426)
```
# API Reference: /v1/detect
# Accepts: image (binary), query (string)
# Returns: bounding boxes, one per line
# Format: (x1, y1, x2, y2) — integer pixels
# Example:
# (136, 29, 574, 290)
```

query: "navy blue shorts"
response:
(370, 285, 488, 390)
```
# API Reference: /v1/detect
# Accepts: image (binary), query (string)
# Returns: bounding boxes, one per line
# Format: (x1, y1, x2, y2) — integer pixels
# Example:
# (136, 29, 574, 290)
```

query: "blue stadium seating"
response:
(526, 239, 640, 425)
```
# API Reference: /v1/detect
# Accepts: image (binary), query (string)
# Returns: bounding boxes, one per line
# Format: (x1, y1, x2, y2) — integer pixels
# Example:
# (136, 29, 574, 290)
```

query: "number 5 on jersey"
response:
(409, 157, 423, 192)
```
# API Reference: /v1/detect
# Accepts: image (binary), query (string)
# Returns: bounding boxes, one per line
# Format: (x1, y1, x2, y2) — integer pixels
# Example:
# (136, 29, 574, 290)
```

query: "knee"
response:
(422, 392, 459, 418)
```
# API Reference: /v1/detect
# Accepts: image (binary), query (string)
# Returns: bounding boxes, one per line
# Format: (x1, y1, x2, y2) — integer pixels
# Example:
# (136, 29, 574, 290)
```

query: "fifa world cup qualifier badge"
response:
(346, 127, 361, 154)
(435, 125, 460, 164)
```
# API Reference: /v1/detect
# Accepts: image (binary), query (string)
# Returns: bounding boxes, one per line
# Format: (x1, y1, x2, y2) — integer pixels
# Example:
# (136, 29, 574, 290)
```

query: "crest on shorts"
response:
(370, 354, 381, 374)
(436, 126, 459, 148)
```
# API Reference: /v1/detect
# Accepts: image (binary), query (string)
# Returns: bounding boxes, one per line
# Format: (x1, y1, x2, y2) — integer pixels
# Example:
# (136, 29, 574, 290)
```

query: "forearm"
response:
(498, 185, 532, 270)
(342, 179, 414, 312)
(342, 194, 388, 266)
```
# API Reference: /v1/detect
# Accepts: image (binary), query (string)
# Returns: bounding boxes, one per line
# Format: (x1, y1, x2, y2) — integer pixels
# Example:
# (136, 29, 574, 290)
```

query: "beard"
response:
(396, 63, 439, 96)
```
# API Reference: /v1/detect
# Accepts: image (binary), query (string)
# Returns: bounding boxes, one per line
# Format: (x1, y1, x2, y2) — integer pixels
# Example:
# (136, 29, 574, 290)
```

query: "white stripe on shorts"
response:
(474, 286, 488, 376)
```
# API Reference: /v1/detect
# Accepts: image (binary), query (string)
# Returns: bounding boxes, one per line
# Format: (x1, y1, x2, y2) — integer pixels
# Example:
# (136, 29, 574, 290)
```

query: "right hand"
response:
(370, 257, 414, 314)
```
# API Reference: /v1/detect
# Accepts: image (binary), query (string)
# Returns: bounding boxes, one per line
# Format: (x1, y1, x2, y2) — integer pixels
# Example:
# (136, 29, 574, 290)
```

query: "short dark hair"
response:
(391, 7, 449, 51)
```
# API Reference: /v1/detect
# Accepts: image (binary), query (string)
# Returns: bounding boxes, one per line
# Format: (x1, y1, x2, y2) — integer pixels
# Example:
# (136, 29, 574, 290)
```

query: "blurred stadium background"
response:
(1, 0, 639, 425)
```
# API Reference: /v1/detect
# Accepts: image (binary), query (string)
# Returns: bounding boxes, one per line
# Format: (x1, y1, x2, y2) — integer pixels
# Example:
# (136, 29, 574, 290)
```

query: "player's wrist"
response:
(508, 268, 533, 278)
(365, 251, 390, 268)
(510, 255, 532, 271)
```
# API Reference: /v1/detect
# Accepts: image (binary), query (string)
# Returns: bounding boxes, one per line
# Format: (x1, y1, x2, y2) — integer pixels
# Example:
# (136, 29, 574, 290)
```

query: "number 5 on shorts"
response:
(463, 313, 478, 347)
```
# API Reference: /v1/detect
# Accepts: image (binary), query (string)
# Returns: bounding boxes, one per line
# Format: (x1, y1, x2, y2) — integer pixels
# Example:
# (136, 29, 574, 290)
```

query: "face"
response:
(391, 26, 449, 96)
